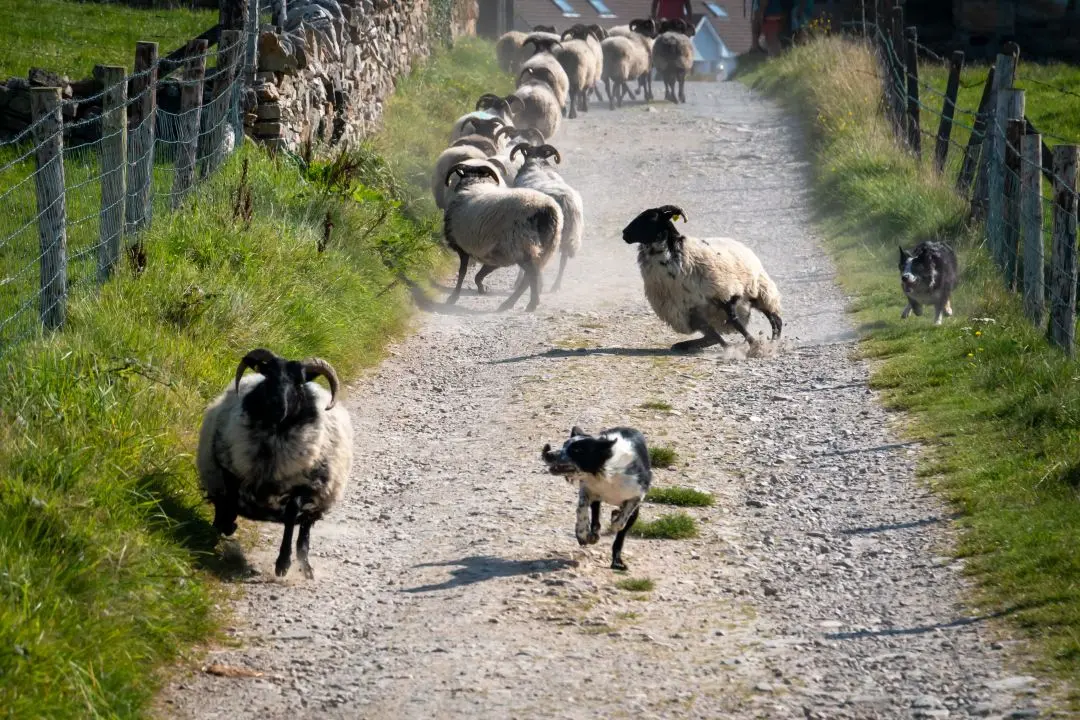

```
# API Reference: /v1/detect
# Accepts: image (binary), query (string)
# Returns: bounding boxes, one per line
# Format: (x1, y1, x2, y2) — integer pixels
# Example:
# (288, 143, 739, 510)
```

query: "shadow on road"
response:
(402, 555, 576, 593)
(824, 606, 1024, 641)
(839, 514, 961, 535)
(489, 346, 683, 364)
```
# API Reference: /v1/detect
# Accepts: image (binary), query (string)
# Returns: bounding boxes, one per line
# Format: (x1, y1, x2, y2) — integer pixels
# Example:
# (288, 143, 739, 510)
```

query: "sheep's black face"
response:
(622, 205, 686, 246)
(242, 357, 313, 431)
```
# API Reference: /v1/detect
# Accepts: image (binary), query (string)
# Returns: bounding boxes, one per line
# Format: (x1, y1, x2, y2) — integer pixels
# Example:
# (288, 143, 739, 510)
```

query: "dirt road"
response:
(161, 82, 1060, 719)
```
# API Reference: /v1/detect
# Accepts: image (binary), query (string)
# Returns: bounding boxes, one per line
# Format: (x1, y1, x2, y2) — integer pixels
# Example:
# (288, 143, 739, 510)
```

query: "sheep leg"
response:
(295, 519, 314, 579)
(591, 501, 602, 537)
(749, 297, 783, 340)
(567, 89, 578, 119)
(611, 505, 640, 571)
(677, 69, 687, 104)
(721, 296, 756, 344)
(275, 495, 302, 577)
(580, 86, 589, 113)
(672, 312, 727, 353)
(474, 263, 498, 295)
(497, 262, 532, 311)
(550, 251, 570, 293)
(606, 77, 616, 110)
(576, 487, 600, 545)
(622, 81, 638, 100)
(446, 245, 470, 306)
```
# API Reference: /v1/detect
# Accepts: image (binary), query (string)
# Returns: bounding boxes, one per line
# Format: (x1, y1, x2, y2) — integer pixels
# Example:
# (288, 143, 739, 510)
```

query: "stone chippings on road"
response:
(159, 83, 1067, 719)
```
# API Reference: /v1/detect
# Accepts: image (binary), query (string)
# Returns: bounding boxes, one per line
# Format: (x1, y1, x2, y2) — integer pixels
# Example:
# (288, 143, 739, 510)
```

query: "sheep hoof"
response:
(298, 560, 314, 580)
(475, 285, 486, 296)
(274, 558, 291, 578)
(611, 558, 628, 571)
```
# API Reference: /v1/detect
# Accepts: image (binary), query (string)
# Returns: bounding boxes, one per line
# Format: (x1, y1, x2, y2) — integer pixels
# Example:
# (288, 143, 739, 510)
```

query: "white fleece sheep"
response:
(495, 30, 528, 74)
(442, 158, 563, 312)
(197, 349, 353, 579)
(510, 143, 583, 293)
(432, 144, 491, 210)
(608, 18, 657, 101)
(553, 36, 596, 119)
(519, 36, 570, 108)
(512, 69, 563, 140)
(652, 18, 696, 104)
(621, 205, 783, 352)
(601, 35, 651, 109)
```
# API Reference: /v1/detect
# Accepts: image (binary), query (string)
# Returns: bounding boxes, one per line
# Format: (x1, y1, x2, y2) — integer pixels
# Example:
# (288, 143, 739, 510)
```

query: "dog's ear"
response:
(570, 425, 586, 437)
(898, 245, 909, 268)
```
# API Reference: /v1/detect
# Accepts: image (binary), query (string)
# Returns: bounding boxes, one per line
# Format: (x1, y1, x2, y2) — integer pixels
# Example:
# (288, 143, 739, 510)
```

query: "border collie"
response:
(541, 426, 652, 571)
(898, 240, 959, 325)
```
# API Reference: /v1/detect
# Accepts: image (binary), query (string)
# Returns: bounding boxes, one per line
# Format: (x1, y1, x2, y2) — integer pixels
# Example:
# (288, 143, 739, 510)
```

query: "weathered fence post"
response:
(904, 26, 920, 157)
(1048, 144, 1079, 354)
(988, 86, 1023, 271)
(888, 5, 906, 138)
(172, 39, 208, 208)
(97, 65, 126, 282)
(975, 52, 1018, 219)
(1021, 132, 1045, 326)
(1004, 115, 1025, 290)
(271, 0, 287, 28)
(935, 50, 964, 173)
(958, 66, 995, 196)
(198, 30, 240, 178)
(30, 88, 67, 331)
(126, 41, 158, 235)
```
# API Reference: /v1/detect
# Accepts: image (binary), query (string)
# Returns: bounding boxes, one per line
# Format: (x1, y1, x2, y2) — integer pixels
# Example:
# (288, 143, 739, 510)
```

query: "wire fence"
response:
(851, 3, 1080, 355)
(0, 23, 253, 357)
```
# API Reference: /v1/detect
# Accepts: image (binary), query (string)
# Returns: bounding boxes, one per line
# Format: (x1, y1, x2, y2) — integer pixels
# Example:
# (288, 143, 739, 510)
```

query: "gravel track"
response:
(160, 82, 1063, 719)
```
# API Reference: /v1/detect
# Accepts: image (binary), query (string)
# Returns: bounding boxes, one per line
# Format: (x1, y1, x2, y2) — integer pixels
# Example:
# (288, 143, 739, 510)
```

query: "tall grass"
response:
(0, 37, 505, 718)
(744, 37, 1080, 703)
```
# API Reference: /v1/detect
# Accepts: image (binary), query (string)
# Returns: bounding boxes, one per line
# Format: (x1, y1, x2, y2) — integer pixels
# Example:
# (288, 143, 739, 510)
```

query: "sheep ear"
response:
(570, 425, 586, 437)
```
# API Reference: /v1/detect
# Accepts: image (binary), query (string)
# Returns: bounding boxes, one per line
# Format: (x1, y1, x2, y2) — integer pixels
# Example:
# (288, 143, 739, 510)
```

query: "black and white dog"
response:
(541, 426, 652, 571)
(898, 240, 958, 325)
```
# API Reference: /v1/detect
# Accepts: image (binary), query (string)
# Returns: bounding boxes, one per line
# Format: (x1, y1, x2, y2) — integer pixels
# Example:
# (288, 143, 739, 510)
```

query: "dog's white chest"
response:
(576, 471, 646, 506)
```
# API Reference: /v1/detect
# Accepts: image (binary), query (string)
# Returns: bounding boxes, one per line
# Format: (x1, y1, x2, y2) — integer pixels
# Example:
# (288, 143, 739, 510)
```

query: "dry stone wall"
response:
(248, 0, 477, 152)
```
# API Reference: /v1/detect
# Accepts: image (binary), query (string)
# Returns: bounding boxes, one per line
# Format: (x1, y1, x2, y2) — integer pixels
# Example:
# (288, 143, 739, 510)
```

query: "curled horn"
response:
(504, 94, 525, 113)
(536, 144, 562, 164)
(234, 348, 277, 394)
(494, 124, 516, 141)
(509, 142, 531, 163)
(658, 205, 688, 223)
(514, 127, 545, 145)
(302, 358, 340, 410)
(561, 29, 574, 40)
(444, 162, 500, 188)
(475, 93, 503, 110)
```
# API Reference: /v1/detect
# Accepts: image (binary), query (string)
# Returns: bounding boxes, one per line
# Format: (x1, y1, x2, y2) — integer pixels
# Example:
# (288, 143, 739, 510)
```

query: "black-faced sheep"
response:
(513, 66, 563, 140)
(196, 349, 353, 579)
(609, 18, 657, 102)
(519, 35, 570, 109)
(622, 205, 783, 352)
(495, 30, 528, 74)
(443, 159, 563, 312)
(542, 426, 652, 571)
(652, 18, 696, 104)
(510, 142, 583, 292)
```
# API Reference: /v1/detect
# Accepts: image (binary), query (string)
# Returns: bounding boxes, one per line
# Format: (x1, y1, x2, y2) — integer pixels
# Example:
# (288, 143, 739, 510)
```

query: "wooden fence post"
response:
(1004, 116, 1025, 290)
(1021, 133, 1045, 326)
(30, 88, 67, 331)
(1048, 144, 1079, 355)
(172, 39, 208, 208)
(97, 65, 126, 283)
(888, 5, 906, 138)
(198, 30, 240, 178)
(958, 66, 995, 196)
(988, 85, 1023, 270)
(975, 51, 1018, 220)
(126, 41, 158, 236)
(935, 50, 964, 173)
(904, 26, 920, 157)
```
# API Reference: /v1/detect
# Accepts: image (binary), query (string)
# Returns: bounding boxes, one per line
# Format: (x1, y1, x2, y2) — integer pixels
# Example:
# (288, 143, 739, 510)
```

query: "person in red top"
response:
(651, 0, 693, 21)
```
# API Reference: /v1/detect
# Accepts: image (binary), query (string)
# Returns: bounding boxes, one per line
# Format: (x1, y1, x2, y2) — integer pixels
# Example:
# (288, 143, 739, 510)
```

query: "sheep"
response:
(491, 127, 546, 183)
(433, 142, 493, 210)
(196, 348, 353, 579)
(652, 18, 696, 104)
(519, 35, 570, 109)
(609, 18, 657, 102)
(601, 35, 651, 110)
(512, 67, 563, 140)
(510, 142, 583, 292)
(448, 94, 522, 144)
(621, 204, 783, 352)
(583, 24, 608, 102)
(495, 30, 527, 74)
(553, 34, 596, 119)
(448, 113, 513, 148)
(442, 158, 563, 312)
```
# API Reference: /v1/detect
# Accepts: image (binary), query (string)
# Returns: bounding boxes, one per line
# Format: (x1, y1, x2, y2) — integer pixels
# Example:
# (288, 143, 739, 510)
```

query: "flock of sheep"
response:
(194, 19, 788, 578)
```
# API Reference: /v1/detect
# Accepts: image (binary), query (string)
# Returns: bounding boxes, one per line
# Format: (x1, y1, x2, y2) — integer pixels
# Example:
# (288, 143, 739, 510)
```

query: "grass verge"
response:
(0, 0, 216, 79)
(649, 445, 679, 468)
(743, 36, 1080, 702)
(631, 512, 699, 540)
(615, 577, 656, 592)
(0, 37, 504, 717)
(646, 486, 715, 507)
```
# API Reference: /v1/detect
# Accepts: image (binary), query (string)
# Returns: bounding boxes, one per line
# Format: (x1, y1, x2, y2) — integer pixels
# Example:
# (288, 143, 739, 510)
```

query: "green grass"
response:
(615, 577, 656, 592)
(630, 512, 699, 540)
(649, 445, 679, 468)
(744, 36, 1080, 704)
(646, 486, 715, 507)
(0, 0, 216, 79)
(639, 400, 673, 411)
(0, 37, 504, 718)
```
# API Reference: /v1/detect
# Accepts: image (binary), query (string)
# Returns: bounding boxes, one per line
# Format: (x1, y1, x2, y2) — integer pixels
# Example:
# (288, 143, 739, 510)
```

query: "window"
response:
(705, 2, 728, 17)
(587, 0, 616, 17)
(551, 0, 580, 17)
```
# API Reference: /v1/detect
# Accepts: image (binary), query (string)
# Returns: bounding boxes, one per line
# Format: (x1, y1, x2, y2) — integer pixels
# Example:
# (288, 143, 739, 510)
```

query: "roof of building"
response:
(511, 0, 756, 55)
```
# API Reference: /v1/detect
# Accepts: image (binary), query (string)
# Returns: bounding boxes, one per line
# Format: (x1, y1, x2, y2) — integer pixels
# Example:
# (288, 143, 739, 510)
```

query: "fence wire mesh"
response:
(0, 32, 248, 356)
(854, 18, 1080, 353)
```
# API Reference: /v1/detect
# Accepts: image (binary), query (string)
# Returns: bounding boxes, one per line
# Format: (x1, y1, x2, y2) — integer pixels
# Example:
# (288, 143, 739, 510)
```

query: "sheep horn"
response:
(302, 358, 340, 410)
(504, 94, 525, 113)
(516, 127, 545, 144)
(509, 142, 531, 163)
(537, 144, 561, 164)
(234, 348, 277, 394)
(657, 205, 688, 223)
(561, 29, 574, 40)
(494, 125, 516, 140)
(475, 93, 502, 110)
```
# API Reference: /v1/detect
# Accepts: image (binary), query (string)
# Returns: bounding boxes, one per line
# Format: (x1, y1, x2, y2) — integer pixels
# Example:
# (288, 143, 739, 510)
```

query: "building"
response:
(478, 0, 757, 72)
